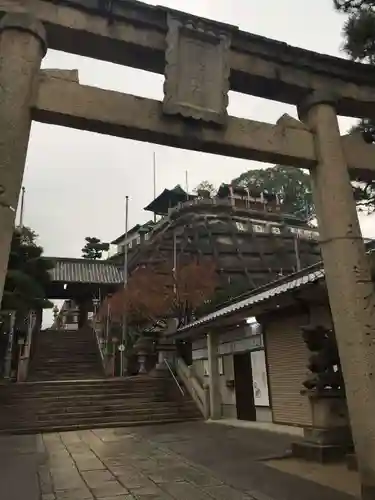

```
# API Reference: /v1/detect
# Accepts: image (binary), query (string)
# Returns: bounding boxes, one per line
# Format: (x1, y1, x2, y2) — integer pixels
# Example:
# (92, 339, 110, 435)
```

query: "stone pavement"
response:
(0, 422, 356, 500)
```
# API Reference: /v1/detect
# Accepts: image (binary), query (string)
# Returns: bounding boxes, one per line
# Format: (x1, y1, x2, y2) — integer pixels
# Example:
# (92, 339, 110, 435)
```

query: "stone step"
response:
(0, 416, 202, 435)
(26, 375, 105, 382)
(32, 348, 99, 353)
(0, 377, 177, 396)
(2, 377, 175, 389)
(3, 325, 201, 434)
(0, 388, 181, 402)
(0, 413, 201, 434)
(0, 373, 201, 434)
(0, 401, 198, 421)
(0, 409, 200, 425)
(28, 327, 104, 381)
(0, 397, 192, 412)
(29, 367, 102, 373)
(28, 365, 103, 371)
(0, 381, 185, 402)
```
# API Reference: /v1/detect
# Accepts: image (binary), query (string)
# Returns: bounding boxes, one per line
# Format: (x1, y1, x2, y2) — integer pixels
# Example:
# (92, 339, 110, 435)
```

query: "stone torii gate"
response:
(1, 0, 375, 495)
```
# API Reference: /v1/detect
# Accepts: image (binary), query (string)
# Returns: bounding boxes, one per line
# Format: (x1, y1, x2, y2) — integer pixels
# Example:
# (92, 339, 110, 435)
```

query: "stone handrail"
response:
(90, 321, 108, 373)
(17, 342, 30, 382)
(175, 357, 210, 419)
(16, 312, 36, 382)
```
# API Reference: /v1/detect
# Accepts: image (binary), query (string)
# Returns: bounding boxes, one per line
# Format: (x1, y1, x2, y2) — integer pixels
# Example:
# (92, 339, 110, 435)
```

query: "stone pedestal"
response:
(150, 338, 176, 377)
(292, 395, 352, 463)
(0, 13, 47, 304)
(104, 352, 115, 377)
(134, 336, 154, 375)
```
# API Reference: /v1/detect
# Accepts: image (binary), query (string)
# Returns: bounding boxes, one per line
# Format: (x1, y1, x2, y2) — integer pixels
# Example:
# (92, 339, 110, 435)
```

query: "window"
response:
(203, 359, 209, 376)
(203, 358, 224, 376)
(271, 226, 281, 234)
(145, 233, 149, 241)
(236, 221, 247, 232)
(136, 236, 141, 245)
(218, 357, 224, 376)
(128, 240, 132, 249)
(253, 224, 264, 233)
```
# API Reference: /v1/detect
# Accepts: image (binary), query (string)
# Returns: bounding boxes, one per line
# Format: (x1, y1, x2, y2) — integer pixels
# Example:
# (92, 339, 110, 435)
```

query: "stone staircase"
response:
(28, 328, 104, 381)
(0, 377, 201, 434)
(0, 329, 201, 434)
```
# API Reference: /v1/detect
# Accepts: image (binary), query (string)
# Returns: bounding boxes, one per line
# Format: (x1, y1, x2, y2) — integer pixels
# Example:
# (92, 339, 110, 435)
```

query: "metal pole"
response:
(173, 230, 177, 295)
(105, 300, 110, 352)
(4, 311, 15, 379)
(124, 197, 129, 287)
(294, 235, 301, 271)
(185, 171, 189, 198)
(121, 196, 129, 376)
(153, 153, 157, 223)
(19, 186, 25, 227)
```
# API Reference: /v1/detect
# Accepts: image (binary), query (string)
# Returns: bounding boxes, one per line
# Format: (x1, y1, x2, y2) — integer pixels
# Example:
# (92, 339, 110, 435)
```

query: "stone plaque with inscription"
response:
(163, 13, 234, 125)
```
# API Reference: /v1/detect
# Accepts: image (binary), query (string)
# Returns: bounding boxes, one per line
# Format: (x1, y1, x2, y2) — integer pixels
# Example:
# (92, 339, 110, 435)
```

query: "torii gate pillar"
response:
(299, 91, 375, 499)
(0, 13, 47, 304)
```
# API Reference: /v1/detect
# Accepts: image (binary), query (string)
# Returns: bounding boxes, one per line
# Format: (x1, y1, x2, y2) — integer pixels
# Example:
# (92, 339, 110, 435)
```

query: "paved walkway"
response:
(1, 422, 356, 500)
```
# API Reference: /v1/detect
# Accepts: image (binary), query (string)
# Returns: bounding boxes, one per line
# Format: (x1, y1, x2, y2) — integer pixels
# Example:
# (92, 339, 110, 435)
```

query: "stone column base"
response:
(292, 426, 352, 463)
(361, 484, 375, 500)
(292, 440, 346, 463)
(149, 363, 169, 378)
(346, 453, 357, 471)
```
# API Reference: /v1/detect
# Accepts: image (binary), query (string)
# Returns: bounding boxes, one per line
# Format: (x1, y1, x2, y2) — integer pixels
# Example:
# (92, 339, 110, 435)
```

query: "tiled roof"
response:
(48, 258, 123, 284)
(176, 264, 325, 334)
(176, 240, 375, 335)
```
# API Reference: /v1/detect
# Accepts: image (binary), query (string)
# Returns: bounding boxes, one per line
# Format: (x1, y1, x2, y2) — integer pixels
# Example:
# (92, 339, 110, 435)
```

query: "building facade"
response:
(128, 183, 321, 294)
(54, 300, 80, 331)
(109, 220, 155, 262)
(191, 321, 271, 422)
(170, 261, 340, 430)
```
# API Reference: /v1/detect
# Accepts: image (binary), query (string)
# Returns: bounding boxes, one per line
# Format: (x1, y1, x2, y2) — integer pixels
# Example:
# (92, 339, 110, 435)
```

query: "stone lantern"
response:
(134, 336, 154, 374)
(151, 337, 176, 377)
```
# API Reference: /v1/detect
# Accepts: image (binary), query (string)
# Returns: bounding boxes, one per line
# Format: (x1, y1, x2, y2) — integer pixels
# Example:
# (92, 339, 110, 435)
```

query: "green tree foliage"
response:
(1, 226, 54, 313)
(231, 165, 314, 219)
(334, 0, 375, 210)
(81, 237, 109, 260)
(194, 180, 217, 197)
(334, 2, 375, 115)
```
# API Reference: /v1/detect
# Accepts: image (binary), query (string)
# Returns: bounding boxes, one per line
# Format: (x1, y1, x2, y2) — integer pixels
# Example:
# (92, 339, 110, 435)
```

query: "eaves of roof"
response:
(176, 266, 325, 334)
(176, 241, 375, 335)
(48, 258, 123, 285)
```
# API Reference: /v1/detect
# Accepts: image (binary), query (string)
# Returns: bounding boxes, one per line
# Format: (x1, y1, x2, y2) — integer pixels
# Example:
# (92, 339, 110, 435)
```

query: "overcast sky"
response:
(21, 0, 374, 324)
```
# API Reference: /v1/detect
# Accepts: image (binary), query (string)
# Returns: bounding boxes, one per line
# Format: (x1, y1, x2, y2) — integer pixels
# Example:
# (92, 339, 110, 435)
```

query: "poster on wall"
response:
(251, 350, 270, 407)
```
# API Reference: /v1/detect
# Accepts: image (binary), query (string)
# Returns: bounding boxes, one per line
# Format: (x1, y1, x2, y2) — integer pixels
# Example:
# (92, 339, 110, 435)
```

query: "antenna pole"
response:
(294, 234, 301, 271)
(121, 196, 129, 376)
(153, 152, 157, 223)
(19, 186, 25, 227)
(173, 230, 177, 295)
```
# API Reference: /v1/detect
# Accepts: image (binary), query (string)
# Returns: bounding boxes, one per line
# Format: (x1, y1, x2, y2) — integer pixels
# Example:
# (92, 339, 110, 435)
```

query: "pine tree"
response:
(335, 1, 375, 139)
(334, 1, 375, 209)
(1, 226, 54, 320)
(81, 237, 109, 260)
